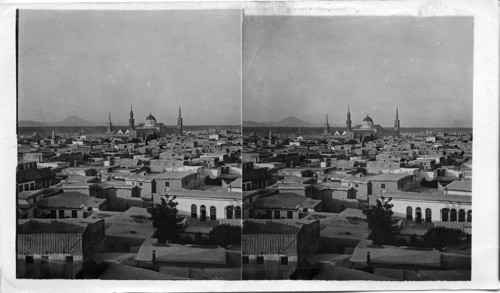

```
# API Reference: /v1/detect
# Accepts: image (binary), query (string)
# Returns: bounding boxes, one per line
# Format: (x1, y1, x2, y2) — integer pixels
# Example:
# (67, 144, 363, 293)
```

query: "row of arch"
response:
(406, 206, 471, 223)
(191, 204, 241, 221)
(406, 207, 433, 222)
(441, 208, 471, 223)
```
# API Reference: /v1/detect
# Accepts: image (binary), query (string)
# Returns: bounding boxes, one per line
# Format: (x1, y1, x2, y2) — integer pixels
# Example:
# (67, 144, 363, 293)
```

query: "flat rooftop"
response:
(136, 238, 226, 265)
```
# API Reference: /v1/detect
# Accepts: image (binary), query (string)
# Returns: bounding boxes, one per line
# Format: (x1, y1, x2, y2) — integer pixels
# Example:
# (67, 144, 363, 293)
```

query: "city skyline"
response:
(17, 10, 242, 126)
(243, 16, 473, 128)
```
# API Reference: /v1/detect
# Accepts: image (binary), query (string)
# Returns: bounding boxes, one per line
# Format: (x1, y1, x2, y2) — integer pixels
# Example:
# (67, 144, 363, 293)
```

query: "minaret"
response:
(324, 114, 330, 135)
(129, 105, 135, 130)
(51, 130, 55, 140)
(394, 107, 400, 137)
(177, 106, 183, 136)
(346, 107, 352, 132)
(107, 113, 113, 133)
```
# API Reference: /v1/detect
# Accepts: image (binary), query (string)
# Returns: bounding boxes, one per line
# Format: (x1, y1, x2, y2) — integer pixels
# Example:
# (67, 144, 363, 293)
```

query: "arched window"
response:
(458, 209, 465, 222)
(191, 204, 197, 218)
(450, 209, 457, 222)
(467, 210, 472, 222)
(200, 205, 207, 221)
(441, 208, 449, 222)
(235, 206, 242, 219)
(425, 208, 432, 223)
(406, 206, 413, 221)
(226, 206, 233, 219)
(415, 207, 422, 223)
(210, 206, 216, 220)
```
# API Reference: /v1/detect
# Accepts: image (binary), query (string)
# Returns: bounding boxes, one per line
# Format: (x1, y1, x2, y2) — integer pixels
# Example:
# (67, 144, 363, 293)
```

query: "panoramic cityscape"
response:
(240, 15, 472, 280)
(15, 10, 472, 281)
(16, 9, 243, 280)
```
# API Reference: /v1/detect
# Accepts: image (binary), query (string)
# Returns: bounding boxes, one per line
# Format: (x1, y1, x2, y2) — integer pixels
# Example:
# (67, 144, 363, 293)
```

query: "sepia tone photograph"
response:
(242, 15, 473, 280)
(16, 9, 243, 280)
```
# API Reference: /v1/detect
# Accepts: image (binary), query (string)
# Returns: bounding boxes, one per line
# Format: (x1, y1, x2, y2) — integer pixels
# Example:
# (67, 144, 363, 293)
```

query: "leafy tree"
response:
(147, 195, 184, 243)
(209, 224, 241, 248)
(423, 226, 465, 250)
(362, 196, 395, 244)
(128, 138, 141, 143)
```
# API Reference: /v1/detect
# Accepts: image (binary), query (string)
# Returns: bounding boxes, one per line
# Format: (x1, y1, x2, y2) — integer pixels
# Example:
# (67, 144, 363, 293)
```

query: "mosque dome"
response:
(145, 113, 157, 126)
(363, 115, 373, 123)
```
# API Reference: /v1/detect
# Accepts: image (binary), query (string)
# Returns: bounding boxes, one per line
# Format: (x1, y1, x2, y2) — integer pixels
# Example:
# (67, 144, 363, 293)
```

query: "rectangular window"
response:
(72, 210, 78, 218)
(281, 256, 288, 265)
(66, 256, 73, 263)
(381, 183, 386, 189)
(18, 185, 23, 192)
(59, 210, 65, 218)
(25, 255, 34, 264)
(165, 182, 169, 187)
(139, 182, 143, 186)
(30, 183, 35, 190)
(256, 256, 264, 264)
(274, 210, 280, 219)
(242, 256, 249, 264)
(287, 211, 293, 219)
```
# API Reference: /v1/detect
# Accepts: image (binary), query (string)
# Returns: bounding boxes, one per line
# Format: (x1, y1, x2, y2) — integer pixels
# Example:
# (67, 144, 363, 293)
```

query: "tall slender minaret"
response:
(394, 107, 400, 137)
(346, 107, 352, 132)
(129, 105, 135, 130)
(324, 114, 330, 135)
(107, 113, 113, 133)
(177, 106, 183, 136)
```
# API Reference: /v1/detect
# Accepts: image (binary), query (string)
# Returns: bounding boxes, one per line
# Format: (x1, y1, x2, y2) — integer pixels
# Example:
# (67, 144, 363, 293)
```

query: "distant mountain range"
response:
(243, 116, 343, 128)
(243, 116, 314, 127)
(18, 116, 101, 127)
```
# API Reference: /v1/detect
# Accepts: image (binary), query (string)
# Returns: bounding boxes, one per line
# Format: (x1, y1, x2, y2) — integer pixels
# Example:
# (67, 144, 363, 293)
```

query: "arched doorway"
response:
(210, 206, 216, 220)
(441, 208, 449, 222)
(450, 209, 457, 222)
(458, 209, 465, 222)
(406, 206, 413, 221)
(191, 204, 197, 218)
(226, 206, 233, 219)
(425, 208, 432, 223)
(415, 207, 422, 223)
(200, 205, 207, 221)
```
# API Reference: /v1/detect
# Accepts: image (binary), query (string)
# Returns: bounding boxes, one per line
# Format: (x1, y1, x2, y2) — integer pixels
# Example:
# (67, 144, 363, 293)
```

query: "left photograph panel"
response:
(16, 9, 243, 280)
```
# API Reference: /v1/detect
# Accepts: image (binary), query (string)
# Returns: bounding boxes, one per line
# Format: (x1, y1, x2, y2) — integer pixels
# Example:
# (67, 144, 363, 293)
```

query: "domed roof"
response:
(363, 115, 373, 123)
(146, 113, 156, 120)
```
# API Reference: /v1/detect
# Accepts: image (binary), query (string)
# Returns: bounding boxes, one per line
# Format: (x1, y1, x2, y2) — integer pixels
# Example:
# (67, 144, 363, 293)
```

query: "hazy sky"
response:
(18, 10, 242, 125)
(243, 16, 474, 128)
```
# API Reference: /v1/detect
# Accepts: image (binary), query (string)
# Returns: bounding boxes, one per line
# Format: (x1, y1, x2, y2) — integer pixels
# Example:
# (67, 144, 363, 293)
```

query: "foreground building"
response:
(17, 219, 105, 279)
(242, 219, 320, 280)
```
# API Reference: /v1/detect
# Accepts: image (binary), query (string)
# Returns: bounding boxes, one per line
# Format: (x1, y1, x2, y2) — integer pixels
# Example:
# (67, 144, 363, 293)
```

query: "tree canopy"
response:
(362, 196, 395, 245)
(147, 195, 184, 243)
(423, 226, 465, 250)
(209, 224, 241, 248)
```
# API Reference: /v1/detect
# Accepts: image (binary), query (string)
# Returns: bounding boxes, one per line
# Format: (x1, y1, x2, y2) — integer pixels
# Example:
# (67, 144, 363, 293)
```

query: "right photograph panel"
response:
(242, 15, 473, 281)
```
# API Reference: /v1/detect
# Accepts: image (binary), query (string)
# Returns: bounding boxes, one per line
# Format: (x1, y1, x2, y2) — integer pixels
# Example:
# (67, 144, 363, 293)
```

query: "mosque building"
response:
(134, 113, 167, 140)
(105, 105, 185, 140)
(323, 107, 400, 142)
